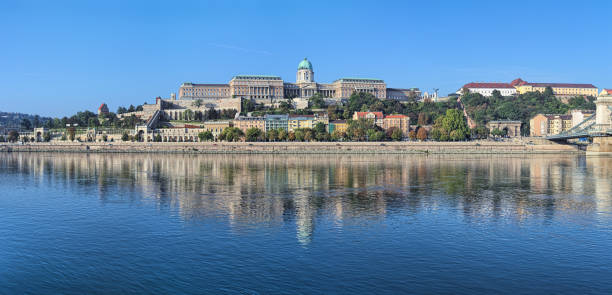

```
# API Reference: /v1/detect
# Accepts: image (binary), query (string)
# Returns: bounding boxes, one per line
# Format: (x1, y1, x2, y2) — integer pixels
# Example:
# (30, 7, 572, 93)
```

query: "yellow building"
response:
(529, 114, 572, 136)
(203, 121, 231, 137)
(288, 115, 315, 132)
(382, 114, 410, 136)
(234, 116, 265, 133)
(328, 120, 348, 134)
(514, 82, 598, 97)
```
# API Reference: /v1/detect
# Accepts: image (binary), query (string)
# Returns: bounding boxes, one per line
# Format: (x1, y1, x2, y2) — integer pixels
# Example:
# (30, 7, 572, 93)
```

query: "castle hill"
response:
(1, 58, 611, 154)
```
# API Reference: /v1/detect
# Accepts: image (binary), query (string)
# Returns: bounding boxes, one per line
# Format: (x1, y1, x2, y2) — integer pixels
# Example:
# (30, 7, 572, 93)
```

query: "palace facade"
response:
(178, 58, 420, 103)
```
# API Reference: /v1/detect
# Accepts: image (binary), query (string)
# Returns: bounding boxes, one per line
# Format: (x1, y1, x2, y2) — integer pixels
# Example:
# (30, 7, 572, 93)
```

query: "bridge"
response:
(546, 95, 612, 153)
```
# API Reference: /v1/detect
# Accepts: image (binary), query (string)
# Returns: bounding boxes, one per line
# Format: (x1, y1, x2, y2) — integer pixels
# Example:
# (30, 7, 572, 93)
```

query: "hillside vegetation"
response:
(461, 89, 596, 134)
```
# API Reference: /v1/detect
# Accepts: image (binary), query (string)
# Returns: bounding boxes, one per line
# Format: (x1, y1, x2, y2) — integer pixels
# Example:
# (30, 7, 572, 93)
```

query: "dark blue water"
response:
(1, 153, 611, 294)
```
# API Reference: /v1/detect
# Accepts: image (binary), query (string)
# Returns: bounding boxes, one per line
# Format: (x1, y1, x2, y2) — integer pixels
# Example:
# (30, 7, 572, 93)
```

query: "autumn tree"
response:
(408, 130, 417, 140)
(416, 127, 428, 141)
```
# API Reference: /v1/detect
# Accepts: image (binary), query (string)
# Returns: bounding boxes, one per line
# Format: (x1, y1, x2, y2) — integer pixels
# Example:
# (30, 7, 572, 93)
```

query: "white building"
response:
(457, 82, 517, 97)
(178, 58, 421, 104)
(570, 109, 595, 128)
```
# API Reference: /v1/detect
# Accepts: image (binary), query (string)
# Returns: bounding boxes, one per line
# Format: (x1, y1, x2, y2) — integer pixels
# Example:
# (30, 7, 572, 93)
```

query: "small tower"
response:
(296, 58, 314, 84)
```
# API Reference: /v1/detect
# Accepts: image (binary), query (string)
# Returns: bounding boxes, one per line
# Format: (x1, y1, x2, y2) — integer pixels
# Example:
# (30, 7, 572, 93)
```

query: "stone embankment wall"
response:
(587, 137, 612, 154)
(0, 141, 581, 154)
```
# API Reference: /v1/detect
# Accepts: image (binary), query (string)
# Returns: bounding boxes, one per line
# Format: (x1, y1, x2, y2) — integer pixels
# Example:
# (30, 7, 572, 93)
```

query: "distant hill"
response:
(0, 111, 53, 128)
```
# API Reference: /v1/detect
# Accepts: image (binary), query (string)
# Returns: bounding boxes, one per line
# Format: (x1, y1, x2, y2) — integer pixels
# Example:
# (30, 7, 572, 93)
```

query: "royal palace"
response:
(178, 58, 420, 104)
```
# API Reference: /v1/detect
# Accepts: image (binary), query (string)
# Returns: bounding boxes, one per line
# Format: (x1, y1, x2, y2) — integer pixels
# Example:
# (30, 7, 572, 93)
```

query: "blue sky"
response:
(1, 0, 611, 117)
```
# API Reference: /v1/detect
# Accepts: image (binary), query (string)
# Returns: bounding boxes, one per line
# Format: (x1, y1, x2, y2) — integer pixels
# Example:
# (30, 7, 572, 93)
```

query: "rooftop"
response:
(463, 82, 515, 89)
(384, 114, 409, 119)
(334, 78, 385, 84)
(387, 88, 420, 92)
(181, 83, 229, 87)
(297, 58, 313, 71)
(524, 82, 597, 88)
(354, 111, 384, 118)
(289, 114, 315, 119)
(265, 114, 289, 119)
(232, 75, 282, 81)
(510, 78, 527, 86)
(488, 120, 522, 123)
(544, 114, 572, 120)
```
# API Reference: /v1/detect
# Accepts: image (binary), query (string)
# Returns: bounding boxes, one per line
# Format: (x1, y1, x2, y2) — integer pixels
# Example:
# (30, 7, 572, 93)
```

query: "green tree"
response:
(245, 128, 263, 141)
(21, 119, 32, 131)
(277, 129, 288, 141)
(346, 92, 378, 116)
(219, 127, 244, 142)
(279, 100, 293, 113)
(183, 109, 194, 121)
(417, 113, 429, 125)
(449, 130, 464, 141)
(88, 117, 99, 127)
(346, 118, 379, 141)
(367, 129, 385, 141)
(193, 99, 203, 108)
(7, 131, 19, 142)
(198, 130, 214, 141)
(241, 99, 257, 114)
(544, 86, 554, 97)
(331, 130, 346, 141)
(303, 129, 314, 141)
(294, 129, 305, 141)
(121, 132, 129, 141)
(67, 127, 76, 141)
(491, 89, 503, 101)
(471, 126, 489, 139)
(439, 109, 469, 141)
(567, 96, 596, 110)
(308, 93, 326, 109)
(266, 129, 278, 142)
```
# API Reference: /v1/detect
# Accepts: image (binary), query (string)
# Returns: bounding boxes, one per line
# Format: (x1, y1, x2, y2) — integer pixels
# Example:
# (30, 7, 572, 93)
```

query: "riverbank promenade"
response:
(0, 141, 581, 154)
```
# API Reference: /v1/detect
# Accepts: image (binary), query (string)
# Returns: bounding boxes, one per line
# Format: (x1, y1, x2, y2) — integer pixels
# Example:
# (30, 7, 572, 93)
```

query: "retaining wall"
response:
(0, 141, 581, 154)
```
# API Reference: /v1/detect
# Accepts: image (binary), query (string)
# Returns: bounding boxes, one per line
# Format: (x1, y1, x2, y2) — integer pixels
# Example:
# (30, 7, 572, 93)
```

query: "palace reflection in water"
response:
(1, 153, 610, 245)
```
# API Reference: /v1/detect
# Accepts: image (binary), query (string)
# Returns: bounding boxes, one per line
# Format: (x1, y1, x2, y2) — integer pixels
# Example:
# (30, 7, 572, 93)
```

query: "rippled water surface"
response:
(1, 153, 611, 294)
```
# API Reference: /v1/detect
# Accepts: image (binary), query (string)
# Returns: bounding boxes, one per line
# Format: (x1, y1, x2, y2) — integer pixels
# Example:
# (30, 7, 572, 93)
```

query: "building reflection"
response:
(1, 153, 610, 245)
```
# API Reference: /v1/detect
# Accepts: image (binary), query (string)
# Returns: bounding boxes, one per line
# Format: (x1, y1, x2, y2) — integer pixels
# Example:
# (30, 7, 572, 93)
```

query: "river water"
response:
(0, 153, 611, 294)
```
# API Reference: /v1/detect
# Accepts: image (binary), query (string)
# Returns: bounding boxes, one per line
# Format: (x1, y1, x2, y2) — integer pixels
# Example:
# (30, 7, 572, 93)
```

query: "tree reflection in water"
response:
(1, 153, 610, 245)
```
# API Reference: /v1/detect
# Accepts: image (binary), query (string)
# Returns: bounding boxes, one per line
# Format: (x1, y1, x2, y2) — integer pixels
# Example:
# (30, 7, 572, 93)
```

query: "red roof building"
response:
(458, 82, 517, 97)
(353, 111, 384, 127)
(463, 82, 515, 89)
(98, 103, 109, 115)
(353, 111, 383, 119)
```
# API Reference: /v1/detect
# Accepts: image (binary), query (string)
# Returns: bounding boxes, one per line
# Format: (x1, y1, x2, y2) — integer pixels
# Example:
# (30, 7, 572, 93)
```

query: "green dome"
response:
(297, 58, 313, 70)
